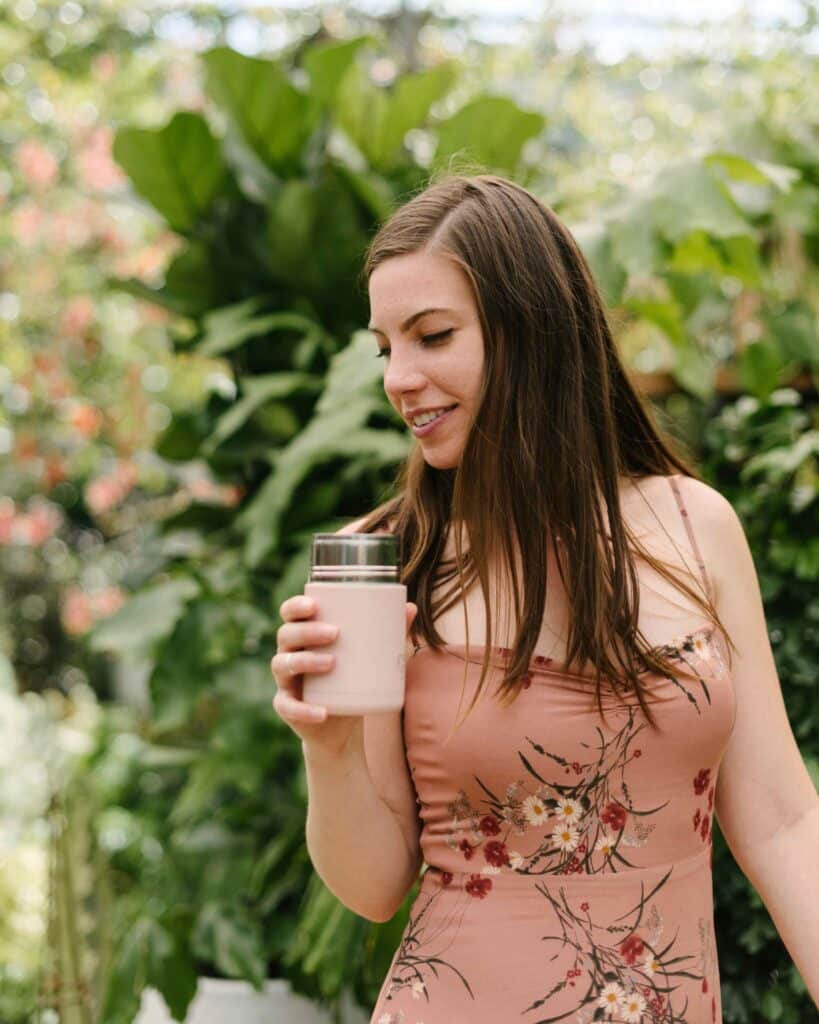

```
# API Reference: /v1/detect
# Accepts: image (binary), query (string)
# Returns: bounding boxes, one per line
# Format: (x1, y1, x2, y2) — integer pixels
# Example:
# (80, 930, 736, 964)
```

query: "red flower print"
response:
(441, 871, 453, 886)
(465, 874, 492, 899)
(702, 978, 708, 993)
(693, 808, 701, 830)
(521, 674, 532, 690)
(708, 785, 715, 810)
(534, 654, 552, 666)
(634, 749, 642, 758)
(619, 933, 645, 965)
(484, 840, 510, 867)
(571, 760, 581, 774)
(693, 768, 711, 795)
(601, 801, 627, 830)
(479, 815, 501, 836)
(580, 901, 589, 912)
(459, 838, 475, 860)
(700, 816, 710, 842)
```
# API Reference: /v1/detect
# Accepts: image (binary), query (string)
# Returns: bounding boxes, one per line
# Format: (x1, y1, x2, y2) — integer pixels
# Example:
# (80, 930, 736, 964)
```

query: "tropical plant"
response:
(31, 11, 819, 1024)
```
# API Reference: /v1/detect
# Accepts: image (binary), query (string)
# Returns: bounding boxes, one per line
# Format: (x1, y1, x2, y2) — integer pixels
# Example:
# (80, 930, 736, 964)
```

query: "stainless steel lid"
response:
(309, 532, 400, 582)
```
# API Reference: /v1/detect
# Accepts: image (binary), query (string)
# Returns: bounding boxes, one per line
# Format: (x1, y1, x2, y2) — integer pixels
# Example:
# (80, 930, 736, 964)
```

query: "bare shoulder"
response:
(666, 475, 747, 608)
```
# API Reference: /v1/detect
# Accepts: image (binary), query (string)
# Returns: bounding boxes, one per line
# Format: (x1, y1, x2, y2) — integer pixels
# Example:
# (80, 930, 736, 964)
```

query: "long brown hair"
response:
(354, 173, 733, 733)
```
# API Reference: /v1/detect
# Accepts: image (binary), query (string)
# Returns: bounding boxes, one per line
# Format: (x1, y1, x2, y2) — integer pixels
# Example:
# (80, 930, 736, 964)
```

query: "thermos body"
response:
(301, 533, 407, 715)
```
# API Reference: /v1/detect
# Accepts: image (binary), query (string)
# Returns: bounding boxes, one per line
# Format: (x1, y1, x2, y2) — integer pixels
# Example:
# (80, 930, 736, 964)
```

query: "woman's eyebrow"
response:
(367, 306, 457, 337)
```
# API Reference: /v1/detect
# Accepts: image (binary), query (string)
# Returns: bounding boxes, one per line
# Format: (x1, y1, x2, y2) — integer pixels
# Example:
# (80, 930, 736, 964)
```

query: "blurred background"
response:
(1, 1, 817, 1022)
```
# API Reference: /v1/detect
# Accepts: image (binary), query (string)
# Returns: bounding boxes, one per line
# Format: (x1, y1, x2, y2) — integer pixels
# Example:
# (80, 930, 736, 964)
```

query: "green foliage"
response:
(82, 31, 548, 1022)
(700, 388, 818, 1023)
(65, 17, 819, 1024)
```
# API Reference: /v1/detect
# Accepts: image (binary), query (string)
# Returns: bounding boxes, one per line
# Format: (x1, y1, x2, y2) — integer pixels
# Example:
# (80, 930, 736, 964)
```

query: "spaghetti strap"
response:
(668, 474, 713, 603)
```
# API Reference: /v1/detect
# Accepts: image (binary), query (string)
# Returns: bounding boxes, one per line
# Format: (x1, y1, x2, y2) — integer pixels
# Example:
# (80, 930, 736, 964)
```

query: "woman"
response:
(271, 175, 818, 1023)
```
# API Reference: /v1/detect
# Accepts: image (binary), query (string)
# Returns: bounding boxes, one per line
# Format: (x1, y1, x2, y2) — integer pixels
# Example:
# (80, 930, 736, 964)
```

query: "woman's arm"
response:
(303, 713, 423, 922)
(694, 480, 819, 1001)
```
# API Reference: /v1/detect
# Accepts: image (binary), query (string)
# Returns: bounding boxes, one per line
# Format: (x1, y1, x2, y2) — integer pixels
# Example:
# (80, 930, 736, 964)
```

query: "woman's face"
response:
(368, 248, 485, 470)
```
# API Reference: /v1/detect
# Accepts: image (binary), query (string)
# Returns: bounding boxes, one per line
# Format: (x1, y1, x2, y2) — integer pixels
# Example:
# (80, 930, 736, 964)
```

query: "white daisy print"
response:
(555, 798, 582, 825)
(621, 991, 647, 1022)
(481, 864, 502, 875)
(523, 794, 549, 825)
(692, 634, 713, 661)
(597, 981, 624, 1014)
(643, 951, 662, 975)
(595, 832, 615, 857)
(552, 824, 580, 852)
(411, 980, 425, 1000)
(508, 850, 525, 869)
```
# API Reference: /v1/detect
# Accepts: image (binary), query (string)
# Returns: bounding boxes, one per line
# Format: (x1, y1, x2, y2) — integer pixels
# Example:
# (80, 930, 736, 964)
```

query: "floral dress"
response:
(370, 478, 736, 1024)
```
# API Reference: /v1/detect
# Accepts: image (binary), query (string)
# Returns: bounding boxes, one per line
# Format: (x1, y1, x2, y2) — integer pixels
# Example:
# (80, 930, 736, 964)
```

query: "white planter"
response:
(136, 977, 370, 1024)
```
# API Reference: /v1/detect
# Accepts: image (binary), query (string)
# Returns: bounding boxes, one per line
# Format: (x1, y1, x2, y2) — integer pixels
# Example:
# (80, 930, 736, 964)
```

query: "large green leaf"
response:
(737, 339, 792, 400)
(101, 917, 197, 1024)
(705, 152, 800, 192)
(607, 197, 664, 279)
(266, 171, 370, 307)
(113, 112, 227, 232)
(337, 62, 457, 169)
(196, 298, 326, 358)
(192, 903, 266, 988)
(203, 372, 321, 454)
(202, 47, 318, 174)
(163, 240, 231, 318)
(434, 95, 545, 174)
(626, 297, 687, 349)
(301, 34, 373, 107)
(316, 329, 383, 414)
(572, 221, 627, 307)
(650, 161, 751, 242)
(237, 405, 408, 567)
(87, 579, 200, 658)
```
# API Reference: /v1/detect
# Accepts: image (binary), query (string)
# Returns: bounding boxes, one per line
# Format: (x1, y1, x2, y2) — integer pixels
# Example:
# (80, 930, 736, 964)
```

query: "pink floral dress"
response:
(370, 478, 736, 1024)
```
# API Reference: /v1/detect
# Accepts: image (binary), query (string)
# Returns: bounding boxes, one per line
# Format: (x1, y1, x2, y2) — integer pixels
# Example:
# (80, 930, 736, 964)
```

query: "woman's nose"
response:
(383, 353, 427, 398)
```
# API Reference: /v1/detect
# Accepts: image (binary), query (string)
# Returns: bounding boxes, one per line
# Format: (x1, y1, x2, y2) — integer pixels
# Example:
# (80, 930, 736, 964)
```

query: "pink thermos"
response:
(301, 533, 407, 715)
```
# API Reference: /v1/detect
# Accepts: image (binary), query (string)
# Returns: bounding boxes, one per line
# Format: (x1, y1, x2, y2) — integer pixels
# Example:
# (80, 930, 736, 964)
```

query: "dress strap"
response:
(667, 475, 713, 604)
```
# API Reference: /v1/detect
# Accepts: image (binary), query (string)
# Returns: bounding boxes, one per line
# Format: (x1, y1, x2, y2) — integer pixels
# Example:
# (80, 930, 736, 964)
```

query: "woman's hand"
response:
(271, 594, 418, 753)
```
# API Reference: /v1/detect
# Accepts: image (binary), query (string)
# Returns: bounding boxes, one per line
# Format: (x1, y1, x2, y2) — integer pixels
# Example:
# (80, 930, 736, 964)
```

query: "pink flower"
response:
(479, 815, 501, 836)
(92, 52, 118, 82)
(693, 768, 711, 795)
(464, 874, 492, 899)
(61, 585, 124, 635)
(77, 128, 126, 191)
(68, 401, 103, 438)
(601, 802, 627, 831)
(60, 296, 96, 338)
(619, 934, 645, 965)
(483, 840, 510, 867)
(15, 140, 59, 190)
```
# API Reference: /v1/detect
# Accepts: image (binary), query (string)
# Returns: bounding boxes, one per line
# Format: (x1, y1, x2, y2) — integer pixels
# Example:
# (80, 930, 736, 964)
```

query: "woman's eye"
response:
(422, 329, 453, 344)
(374, 329, 452, 360)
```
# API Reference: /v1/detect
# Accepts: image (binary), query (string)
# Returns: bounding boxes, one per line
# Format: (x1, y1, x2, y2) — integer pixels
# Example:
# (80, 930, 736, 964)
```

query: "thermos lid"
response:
(310, 532, 400, 581)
